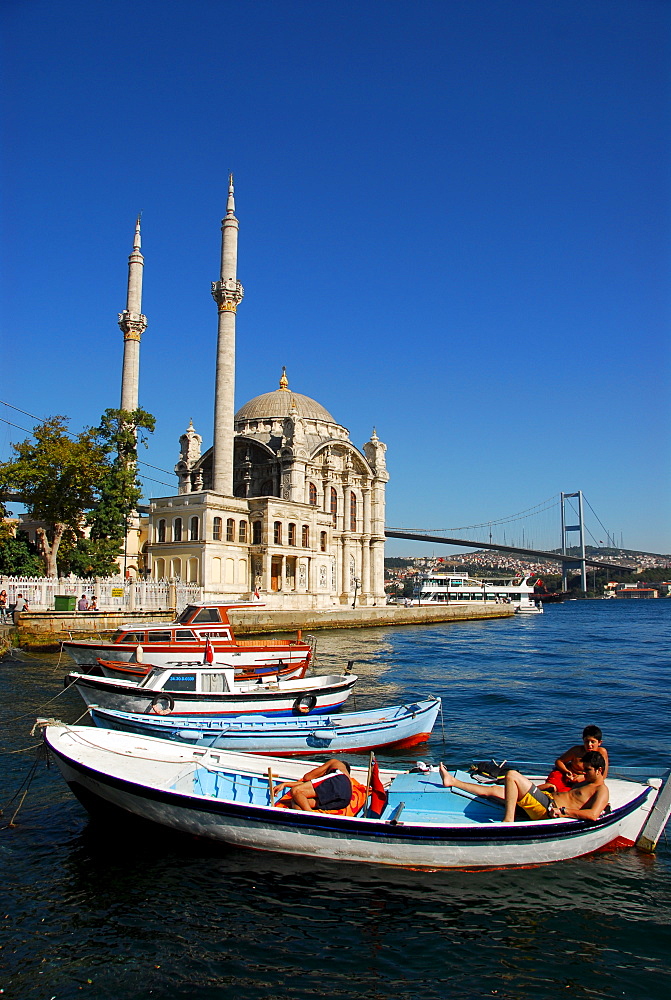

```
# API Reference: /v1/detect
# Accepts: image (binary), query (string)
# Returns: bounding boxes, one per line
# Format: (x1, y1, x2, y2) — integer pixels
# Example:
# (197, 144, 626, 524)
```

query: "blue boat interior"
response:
(180, 766, 506, 824)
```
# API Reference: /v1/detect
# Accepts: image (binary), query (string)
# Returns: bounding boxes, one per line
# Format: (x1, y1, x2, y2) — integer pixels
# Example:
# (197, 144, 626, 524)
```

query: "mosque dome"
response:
(235, 368, 336, 423)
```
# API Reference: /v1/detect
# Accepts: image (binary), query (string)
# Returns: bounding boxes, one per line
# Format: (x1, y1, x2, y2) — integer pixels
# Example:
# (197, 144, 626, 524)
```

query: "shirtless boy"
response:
(439, 751, 609, 823)
(273, 758, 352, 811)
(544, 725, 609, 793)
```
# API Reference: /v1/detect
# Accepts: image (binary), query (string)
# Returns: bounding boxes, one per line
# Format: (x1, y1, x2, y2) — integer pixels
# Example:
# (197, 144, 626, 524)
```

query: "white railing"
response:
(0, 576, 203, 613)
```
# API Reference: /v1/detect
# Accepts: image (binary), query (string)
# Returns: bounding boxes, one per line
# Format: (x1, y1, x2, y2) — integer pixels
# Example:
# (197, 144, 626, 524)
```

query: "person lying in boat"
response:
(273, 759, 352, 812)
(438, 751, 609, 823)
(542, 725, 609, 793)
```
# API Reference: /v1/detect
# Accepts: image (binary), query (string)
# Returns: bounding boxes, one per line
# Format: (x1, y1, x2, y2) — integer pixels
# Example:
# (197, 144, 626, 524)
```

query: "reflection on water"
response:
(1, 601, 670, 999)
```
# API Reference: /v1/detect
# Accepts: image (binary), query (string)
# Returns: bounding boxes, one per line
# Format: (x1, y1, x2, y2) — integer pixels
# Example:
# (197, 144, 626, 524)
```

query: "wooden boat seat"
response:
(384, 771, 506, 825)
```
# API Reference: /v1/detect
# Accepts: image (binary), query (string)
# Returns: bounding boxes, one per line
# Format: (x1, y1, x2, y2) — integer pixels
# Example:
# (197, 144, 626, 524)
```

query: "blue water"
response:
(1, 600, 670, 999)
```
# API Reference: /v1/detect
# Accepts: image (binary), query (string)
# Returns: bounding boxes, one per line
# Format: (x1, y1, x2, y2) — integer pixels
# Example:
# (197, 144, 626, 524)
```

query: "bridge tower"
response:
(560, 491, 587, 592)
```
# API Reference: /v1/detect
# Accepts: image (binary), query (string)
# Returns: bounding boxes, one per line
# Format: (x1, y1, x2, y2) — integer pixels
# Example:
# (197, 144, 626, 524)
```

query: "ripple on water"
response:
(1, 601, 670, 1000)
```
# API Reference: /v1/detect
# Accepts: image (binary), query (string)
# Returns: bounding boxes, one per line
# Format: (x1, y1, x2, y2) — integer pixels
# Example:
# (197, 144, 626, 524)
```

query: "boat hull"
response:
(44, 727, 664, 869)
(87, 698, 441, 755)
(65, 672, 357, 717)
(65, 642, 310, 677)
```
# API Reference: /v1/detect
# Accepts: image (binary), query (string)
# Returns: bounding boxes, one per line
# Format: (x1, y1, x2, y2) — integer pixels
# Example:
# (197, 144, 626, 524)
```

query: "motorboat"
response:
(86, 697, 442, 755)
(64, 664, 357, 717)
(62, 602, 314, 679)
(42, 725, 671, 869)
(96, 654, 306, 683)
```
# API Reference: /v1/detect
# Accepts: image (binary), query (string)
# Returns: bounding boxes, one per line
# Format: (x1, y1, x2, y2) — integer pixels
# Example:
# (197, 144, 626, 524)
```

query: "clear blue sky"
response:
(1, 0, 669, 556)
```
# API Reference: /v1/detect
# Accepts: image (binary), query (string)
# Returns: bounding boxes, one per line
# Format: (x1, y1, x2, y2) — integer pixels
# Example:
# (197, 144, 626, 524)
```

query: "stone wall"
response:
(226, 603, 513, 633)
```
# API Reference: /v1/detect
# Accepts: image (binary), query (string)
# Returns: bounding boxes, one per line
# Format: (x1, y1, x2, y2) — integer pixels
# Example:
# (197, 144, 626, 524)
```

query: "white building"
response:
(143, 181, 388, 608)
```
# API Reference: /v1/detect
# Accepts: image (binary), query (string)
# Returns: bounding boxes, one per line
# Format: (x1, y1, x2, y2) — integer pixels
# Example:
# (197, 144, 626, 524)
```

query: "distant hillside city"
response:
(385, 547, 671, 599)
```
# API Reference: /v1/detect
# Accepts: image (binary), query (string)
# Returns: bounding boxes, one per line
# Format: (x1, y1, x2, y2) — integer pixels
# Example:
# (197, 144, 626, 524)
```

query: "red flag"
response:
(203, 636, 214, 664)
(369, 756, 388, 818)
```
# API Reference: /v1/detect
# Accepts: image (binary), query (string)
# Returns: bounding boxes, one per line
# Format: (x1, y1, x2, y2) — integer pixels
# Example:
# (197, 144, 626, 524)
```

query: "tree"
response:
(0, 408, 155, 578)
(0, 533, 44, 576)
(0, 417, 109, 576)
(87, 407, 155, 553)
(0, 503, 44, 575)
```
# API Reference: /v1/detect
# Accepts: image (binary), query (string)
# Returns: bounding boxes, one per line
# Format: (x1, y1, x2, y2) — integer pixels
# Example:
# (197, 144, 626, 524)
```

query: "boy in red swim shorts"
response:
(543, 725, 609, 793)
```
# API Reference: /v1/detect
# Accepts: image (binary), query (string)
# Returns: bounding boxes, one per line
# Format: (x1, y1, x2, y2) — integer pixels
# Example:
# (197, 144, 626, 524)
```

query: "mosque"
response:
(120, 179, 388, 608)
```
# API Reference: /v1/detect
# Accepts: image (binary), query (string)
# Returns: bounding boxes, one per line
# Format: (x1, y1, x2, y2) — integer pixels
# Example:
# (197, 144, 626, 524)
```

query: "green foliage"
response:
(0, 408, 155, 577)
(0, 416, 108, 526)
(58, 536, 124, 578)
(0, 532, 43, 576)
(88, 408, 155, 546)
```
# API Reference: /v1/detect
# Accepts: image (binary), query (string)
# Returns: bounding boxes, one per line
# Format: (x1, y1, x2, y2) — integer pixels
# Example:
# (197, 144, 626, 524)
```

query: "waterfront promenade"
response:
(1, 602, 513, 651)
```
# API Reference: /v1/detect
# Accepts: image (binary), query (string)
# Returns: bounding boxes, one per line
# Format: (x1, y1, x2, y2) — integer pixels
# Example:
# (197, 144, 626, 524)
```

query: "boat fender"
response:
(150, 694, 174, 714)
(292, 694, 317, 715)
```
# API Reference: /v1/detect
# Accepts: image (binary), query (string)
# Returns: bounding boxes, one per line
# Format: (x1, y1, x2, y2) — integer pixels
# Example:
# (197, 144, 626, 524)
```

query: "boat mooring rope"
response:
(0, 743, 46, 830)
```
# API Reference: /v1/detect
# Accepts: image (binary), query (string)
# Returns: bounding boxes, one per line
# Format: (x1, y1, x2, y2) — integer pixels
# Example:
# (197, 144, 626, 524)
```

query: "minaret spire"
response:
(211, 174, 244, 494)
(118, 215, 147, 411)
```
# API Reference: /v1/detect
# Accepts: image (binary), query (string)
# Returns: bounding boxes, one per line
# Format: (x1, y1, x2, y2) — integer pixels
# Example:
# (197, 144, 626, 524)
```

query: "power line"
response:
(0, 402, 175, 477)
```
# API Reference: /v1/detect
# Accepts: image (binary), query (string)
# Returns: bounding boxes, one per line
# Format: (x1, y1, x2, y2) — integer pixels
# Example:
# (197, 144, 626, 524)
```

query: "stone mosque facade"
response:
(134, 180, 388, 608)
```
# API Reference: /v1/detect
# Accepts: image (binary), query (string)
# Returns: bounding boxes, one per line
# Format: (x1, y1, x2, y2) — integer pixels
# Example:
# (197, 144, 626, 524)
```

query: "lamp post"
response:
(352, 576, 360, 609)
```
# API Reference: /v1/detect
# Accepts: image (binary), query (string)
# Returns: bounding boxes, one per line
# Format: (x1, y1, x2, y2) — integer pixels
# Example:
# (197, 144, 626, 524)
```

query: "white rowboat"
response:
(43, 725, 671, 869)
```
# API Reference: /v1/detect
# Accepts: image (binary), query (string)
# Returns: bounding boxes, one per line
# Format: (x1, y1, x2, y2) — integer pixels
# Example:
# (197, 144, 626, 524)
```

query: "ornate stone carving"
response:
(118, 311, 147, 340)
(211, 278, 244, 312)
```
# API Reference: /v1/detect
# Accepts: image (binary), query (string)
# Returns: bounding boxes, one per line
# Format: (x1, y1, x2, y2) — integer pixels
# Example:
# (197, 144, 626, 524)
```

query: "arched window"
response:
(190, 516, 199, 541)
(309, 482, 318, 506)
(350, 492, 357, 532)
(320, 531, 327, 552)
(288, 523, 296, 546)
(157, 519, 166, 543)
(301, 524, 309, 547)
(212, 517, 222, 541)
(274, 521, 282, 545)
(238, 521, 247, 543)
(330, 487, 337, 527)
(174, 517, 182, 542)
(226, 518, 235, 542)
(252, 521, 262, 545)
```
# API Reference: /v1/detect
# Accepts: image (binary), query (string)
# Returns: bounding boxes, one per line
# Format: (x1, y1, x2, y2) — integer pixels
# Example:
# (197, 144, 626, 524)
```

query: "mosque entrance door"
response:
(271, 556, 282, 592)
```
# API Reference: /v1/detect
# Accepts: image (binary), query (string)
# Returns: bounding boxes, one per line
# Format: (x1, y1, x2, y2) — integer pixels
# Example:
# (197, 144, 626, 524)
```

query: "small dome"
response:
(235, 369, 336, 423)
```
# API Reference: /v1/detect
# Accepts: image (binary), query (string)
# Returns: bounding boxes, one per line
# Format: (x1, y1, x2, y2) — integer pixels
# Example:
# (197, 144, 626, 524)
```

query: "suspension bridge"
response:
(385, 491, 633, 589)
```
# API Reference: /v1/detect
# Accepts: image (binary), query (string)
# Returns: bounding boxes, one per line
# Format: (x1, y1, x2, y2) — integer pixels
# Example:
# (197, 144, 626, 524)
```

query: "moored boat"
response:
(64, 665, 357, 717)
(86, 697, 442, 755)
(62, 602, 314, 679)
(413, 572, 539, 609)
(42, 725, 671, 869)
(97, 654, 307, 683)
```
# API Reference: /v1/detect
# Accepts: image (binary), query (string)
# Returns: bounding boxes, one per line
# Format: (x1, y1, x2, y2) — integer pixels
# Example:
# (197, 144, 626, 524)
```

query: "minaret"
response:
(211, 174, 244, 495)
(118, 216, 147, 411)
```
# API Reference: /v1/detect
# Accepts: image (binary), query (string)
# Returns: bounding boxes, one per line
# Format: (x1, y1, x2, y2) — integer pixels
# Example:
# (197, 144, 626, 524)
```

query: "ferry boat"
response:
(413, 572, 540, 610)
(62, 602, 314, 679)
